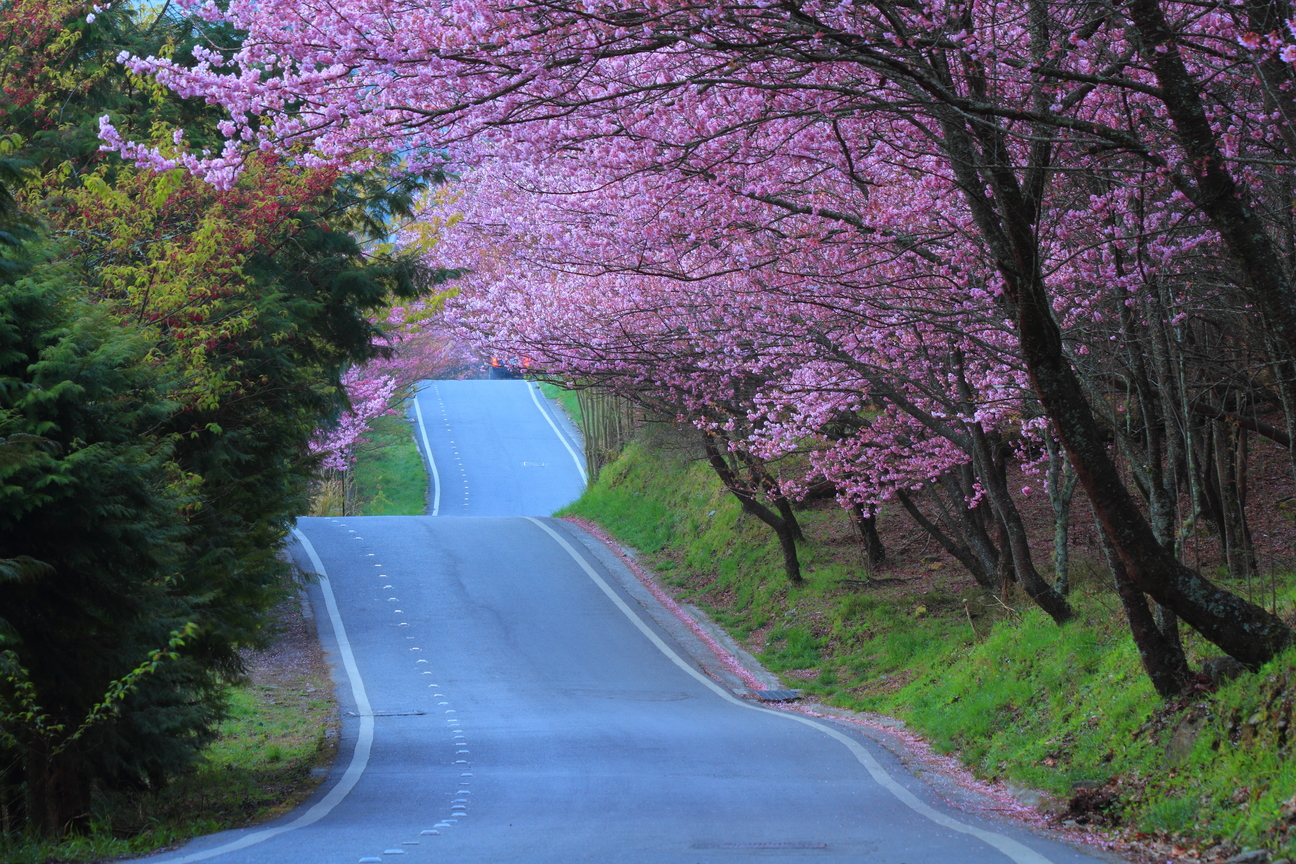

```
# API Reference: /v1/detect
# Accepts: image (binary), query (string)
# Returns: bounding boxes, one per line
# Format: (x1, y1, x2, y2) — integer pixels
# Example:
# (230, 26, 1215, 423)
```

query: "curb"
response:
(558, 515, 1135, 862)
(560, 515, 773, 694)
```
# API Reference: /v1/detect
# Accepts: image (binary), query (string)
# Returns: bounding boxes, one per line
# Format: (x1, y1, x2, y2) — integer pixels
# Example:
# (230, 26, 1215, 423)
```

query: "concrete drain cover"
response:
(753, 690, 802, 702)
(692, 842, 828, 850)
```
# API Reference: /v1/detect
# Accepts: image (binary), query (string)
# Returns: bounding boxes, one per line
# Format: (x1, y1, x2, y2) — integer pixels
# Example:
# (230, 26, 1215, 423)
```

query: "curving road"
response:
(140, 380, 1119, 864)
(410, 379, 587, 517)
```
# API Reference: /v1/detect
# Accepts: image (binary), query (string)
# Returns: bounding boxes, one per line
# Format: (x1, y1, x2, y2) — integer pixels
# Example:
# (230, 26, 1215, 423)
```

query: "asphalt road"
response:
(409, 379, 587, 516)
(141, 381, 1118, 864)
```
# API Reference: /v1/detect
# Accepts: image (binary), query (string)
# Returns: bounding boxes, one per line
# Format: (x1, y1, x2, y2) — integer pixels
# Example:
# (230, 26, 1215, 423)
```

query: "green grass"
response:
(353, 408, 428, 515)
(539, 382, 585, 430)
(562, 434, 1296, 858)
(1, 606, 337, 863)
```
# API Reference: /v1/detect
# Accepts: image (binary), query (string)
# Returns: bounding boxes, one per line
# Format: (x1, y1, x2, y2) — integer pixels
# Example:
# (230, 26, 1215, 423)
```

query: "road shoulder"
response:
(556, 515, 1135, 864)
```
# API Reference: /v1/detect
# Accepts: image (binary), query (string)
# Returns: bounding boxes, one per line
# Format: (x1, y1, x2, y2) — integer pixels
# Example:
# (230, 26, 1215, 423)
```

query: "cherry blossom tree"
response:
(310, 366, 398, 472)
(432, 154, 1072, 611)
(106, 0, 1296, 692)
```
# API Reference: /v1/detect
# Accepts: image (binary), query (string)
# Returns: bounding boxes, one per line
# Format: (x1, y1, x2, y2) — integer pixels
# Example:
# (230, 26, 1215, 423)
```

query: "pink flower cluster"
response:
(310, 365, 398, 472)
(309, 307, 479, 473)
(109, 0, 1296, 516)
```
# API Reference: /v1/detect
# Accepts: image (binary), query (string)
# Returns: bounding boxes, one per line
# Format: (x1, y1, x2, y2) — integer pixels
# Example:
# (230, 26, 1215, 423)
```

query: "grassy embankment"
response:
(539, 382, 585, 433)
(3, 601, 336, 864)
(310, 399, 430, 518)
(350, 408, 429, 515)
(560, 430, 1296, 859)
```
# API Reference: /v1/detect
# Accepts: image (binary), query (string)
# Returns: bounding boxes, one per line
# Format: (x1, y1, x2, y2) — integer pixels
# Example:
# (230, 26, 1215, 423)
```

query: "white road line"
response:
(524, 517, 1055, 864)
(147, 529, 374, 863)
(527, 382, 588, 483)
(413, 392, 441, 516)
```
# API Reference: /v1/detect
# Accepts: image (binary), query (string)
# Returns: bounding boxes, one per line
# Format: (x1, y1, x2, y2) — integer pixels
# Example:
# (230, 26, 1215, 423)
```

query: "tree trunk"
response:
(849, 503, 886, 567)
(1096, 519, 1192, 698)
(772, 518, 803, 587)
(701, 432, 803, 583)
(1045, 435, 1078, 595)
(772, 489, 808, 544)
(1236, 426, 1258, 577)
(1124, 0, 1296, 365)
(1215, 419, 1248, 579)
(1021, 270, 1285, 663)
(1149, 303, 1199, 559)
(735, 447, 807, 542)
(896, 487, 999, 591)
(936, 105, 1291, 666)
(1016, 270, 1289, 664)
(950, 353, 1071, 620)
(1198, 419, 1226, 545)
(940, 469, 1002, 579)
(966, 421, 1073, 622)
(994, 515, 1015, 602)
(1113, 288, 1178, 550)
(24, 744, 90, 837)
(1271, 354, 1296, 486)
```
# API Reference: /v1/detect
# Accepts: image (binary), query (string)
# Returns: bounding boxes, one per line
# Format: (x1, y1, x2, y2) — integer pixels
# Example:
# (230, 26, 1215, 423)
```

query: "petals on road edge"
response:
(553, 515, 1134, 862)
(529, 516, 1060, 864)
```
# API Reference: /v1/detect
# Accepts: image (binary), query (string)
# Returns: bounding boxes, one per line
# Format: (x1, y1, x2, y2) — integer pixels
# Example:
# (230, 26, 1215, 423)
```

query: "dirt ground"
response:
(233, 591, 340, 825)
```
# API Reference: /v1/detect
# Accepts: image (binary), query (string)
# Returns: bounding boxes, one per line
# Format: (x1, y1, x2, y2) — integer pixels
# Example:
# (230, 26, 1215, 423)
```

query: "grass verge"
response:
(352, 407, 428, 516)
(1, 598, 338, 864)
(561, 432, 1296, 861)
(539, 381, 584, 430)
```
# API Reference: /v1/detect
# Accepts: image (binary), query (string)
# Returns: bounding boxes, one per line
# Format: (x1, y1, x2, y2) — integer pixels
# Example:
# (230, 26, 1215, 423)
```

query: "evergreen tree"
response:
(0, 263, 211, 833)
(0, 0, 446, 837)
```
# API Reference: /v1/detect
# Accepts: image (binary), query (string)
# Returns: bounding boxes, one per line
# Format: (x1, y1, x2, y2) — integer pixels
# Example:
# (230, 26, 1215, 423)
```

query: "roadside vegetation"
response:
(0, 0, 445, 848)
(0, 599, 338, 864)
(311, 404, 429, 517)
(353, 412, 428, 515)
(540, 382, 584, 429)
(563, 428, 1296, 861)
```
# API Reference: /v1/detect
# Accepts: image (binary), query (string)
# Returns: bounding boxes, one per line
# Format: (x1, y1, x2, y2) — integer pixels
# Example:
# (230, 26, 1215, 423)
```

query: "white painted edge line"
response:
(146, 529, 375, 863)
(413, 391, 441, 516)
(524, 517, 1055, 864)
(527, 381, 588, 483)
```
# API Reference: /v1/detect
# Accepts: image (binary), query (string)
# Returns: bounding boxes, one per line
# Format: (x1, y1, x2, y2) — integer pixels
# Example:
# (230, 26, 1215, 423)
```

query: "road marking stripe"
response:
(527, 382, 588, 483)
(525, 517, 1054, 864)
(146, 528, 375, 863)
(413, 392, 441, 515)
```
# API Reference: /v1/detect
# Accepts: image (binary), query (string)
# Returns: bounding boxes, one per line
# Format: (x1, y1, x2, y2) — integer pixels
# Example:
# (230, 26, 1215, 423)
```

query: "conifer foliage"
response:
(0, 0, 442, 837)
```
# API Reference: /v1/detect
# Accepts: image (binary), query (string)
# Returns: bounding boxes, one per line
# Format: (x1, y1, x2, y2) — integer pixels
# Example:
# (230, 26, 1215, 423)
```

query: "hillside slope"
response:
(561, 431, 1296, 862)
